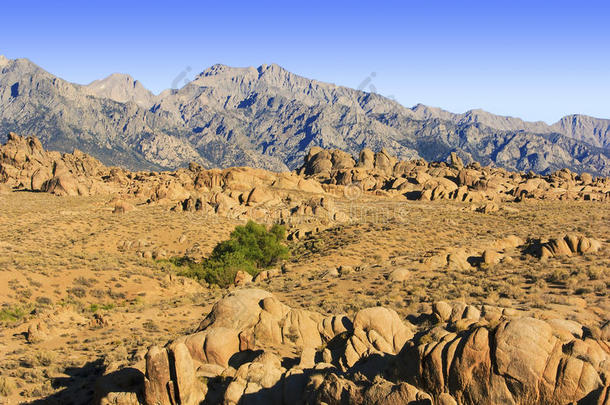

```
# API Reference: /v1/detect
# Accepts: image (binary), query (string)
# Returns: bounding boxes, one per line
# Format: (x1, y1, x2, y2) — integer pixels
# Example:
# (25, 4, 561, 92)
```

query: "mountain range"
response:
(1, 55, 609, 175)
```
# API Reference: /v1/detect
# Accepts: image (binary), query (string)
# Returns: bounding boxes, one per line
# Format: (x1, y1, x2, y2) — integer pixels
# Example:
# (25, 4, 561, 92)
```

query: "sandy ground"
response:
(0, 192, 608, 404)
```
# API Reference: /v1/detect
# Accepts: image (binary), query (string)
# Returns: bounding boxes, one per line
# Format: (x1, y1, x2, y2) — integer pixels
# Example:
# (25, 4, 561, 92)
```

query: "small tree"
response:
(174, 221, 289, 287)
(208, 221, 288, 269)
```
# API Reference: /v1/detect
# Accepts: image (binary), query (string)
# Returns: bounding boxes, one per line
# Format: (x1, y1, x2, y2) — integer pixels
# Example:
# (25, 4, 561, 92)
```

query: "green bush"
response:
(89, 303, 115, 313)
(164, 221, 288, 288)
(0, 306, 27, 323)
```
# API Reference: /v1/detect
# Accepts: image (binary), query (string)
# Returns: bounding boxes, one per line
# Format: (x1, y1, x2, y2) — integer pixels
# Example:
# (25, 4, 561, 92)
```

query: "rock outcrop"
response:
(0, 134, 345, 225)
(0, 133, 116, 196)
(3, 135, 609, 208)
(299, 147, 610, 203)
(539, 234, 602, 260)
(106, 290, 610, 405)
(399, 315, 610, 405)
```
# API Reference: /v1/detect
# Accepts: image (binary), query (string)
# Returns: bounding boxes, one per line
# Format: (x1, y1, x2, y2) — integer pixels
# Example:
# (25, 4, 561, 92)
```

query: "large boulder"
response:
(449, 152, 464, 170)
(357, 148, 375, 169)
(540, 234, 602, 259)
(223, 352, 285, 405)
(341, 307, 413, 368)
(401, 317, 610, 404)
(247, 187, 274, 205)
(142, 289, 354, 404)
(41, 172, 85, 196)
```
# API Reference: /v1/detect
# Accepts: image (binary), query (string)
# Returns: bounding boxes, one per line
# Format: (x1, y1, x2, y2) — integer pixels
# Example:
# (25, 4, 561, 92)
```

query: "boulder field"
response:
(98, 289, 610, 405)
(299, 147, 610, 202)
(2, 134, 609, 212)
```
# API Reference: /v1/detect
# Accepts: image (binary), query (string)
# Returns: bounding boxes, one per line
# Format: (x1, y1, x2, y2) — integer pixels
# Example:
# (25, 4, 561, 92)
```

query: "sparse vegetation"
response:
(0, 306, 28, 323)
(161, 221, 289, 287)
(0, 186, 608, 404)
(89, 303, 115, 313)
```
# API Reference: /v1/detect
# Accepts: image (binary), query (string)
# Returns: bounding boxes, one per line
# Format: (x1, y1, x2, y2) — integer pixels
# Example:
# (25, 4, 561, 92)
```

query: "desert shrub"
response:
(163, 221, 288, 287)
(107, 289, 125, 300)
(89, 289, 107, 299)
(547, 268, 570, 283)
(35, 296, 52, 306)
(35, 351, 56, 367)
(0, 306, 27, 323)
(74, 277, 96, 287)
(89, 303, 115, 313)
(209, 221, 288, 268)
(17, 289, 32, 300)
(142, 319, 159, 332)
(592, 281, 607, 295)
(586, 266, 605, 280)
(67, 287, 86, 298)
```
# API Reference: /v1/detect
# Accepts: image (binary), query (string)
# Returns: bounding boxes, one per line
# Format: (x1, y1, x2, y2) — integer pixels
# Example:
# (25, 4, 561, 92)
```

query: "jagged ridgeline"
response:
(1, 55, 609, 175)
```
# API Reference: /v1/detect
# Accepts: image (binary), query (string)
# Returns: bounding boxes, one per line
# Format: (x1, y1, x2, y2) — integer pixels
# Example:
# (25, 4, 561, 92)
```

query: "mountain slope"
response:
(551, 115, 610, 149)
(1, 56, 609, 175)
(83, 73, 156, 108)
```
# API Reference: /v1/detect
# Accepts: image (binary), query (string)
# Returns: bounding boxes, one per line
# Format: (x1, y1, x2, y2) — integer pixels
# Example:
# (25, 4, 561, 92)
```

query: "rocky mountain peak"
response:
(1, 57, 40, 75)
(255, 62, 309, 88)
(257, 62, 285, 76)
(197, 63, 257, 79)
(200, 63, 233, 76)
(1, 57, 609, 175)
(83, 72, 155, 108)
(551, 114, 610, 149)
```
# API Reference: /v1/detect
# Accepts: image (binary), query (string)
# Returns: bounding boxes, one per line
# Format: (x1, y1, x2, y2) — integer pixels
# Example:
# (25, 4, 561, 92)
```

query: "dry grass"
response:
(0, 192, 608, 403)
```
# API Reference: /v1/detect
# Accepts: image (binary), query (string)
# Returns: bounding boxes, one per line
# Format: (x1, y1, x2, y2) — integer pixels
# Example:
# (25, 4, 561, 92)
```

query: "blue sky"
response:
(2, 0, 609, 123)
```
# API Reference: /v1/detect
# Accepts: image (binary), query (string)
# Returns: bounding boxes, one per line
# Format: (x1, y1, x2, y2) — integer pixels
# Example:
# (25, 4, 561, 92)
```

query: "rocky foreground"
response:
(99, 288, 610, 405)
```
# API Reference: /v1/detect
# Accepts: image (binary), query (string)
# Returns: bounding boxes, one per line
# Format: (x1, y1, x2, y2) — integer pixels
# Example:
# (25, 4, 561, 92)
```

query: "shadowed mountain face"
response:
(1, 56, 609, 175)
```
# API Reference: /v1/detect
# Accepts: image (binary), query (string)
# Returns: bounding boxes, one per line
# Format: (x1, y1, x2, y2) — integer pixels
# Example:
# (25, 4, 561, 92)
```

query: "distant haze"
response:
(1, 0, 609, 123)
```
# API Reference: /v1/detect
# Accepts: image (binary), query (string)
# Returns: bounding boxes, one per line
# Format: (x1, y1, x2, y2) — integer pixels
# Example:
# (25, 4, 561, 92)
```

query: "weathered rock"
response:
(449, 152, 464, 170)
(306, 373, 434, 405)
(113, 200, 135, 214)
(234, 270, 253, 286)
(168, 342, 207, 404)
(223, 352, 284, 405)
(476, 201, 499, 213)
(247, 187, 274, 205)
(446, 249, 471, 271)
(387, 268, 411, 282)
(540, 234, 602, 259)
(26, 320, 49, 343)
(143, 346, 172, 405)
(401, 317, 610, 405)
(120, 293, 610, 405)
(482, 249, 502, 265)
(580, 172, 593, 185)
(357, 148, 375, 169)
(41, 173, 83, 196)
(491, 235, 525, 251)
(432, 301, 453, 322)
(342, 307, 413, 368)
